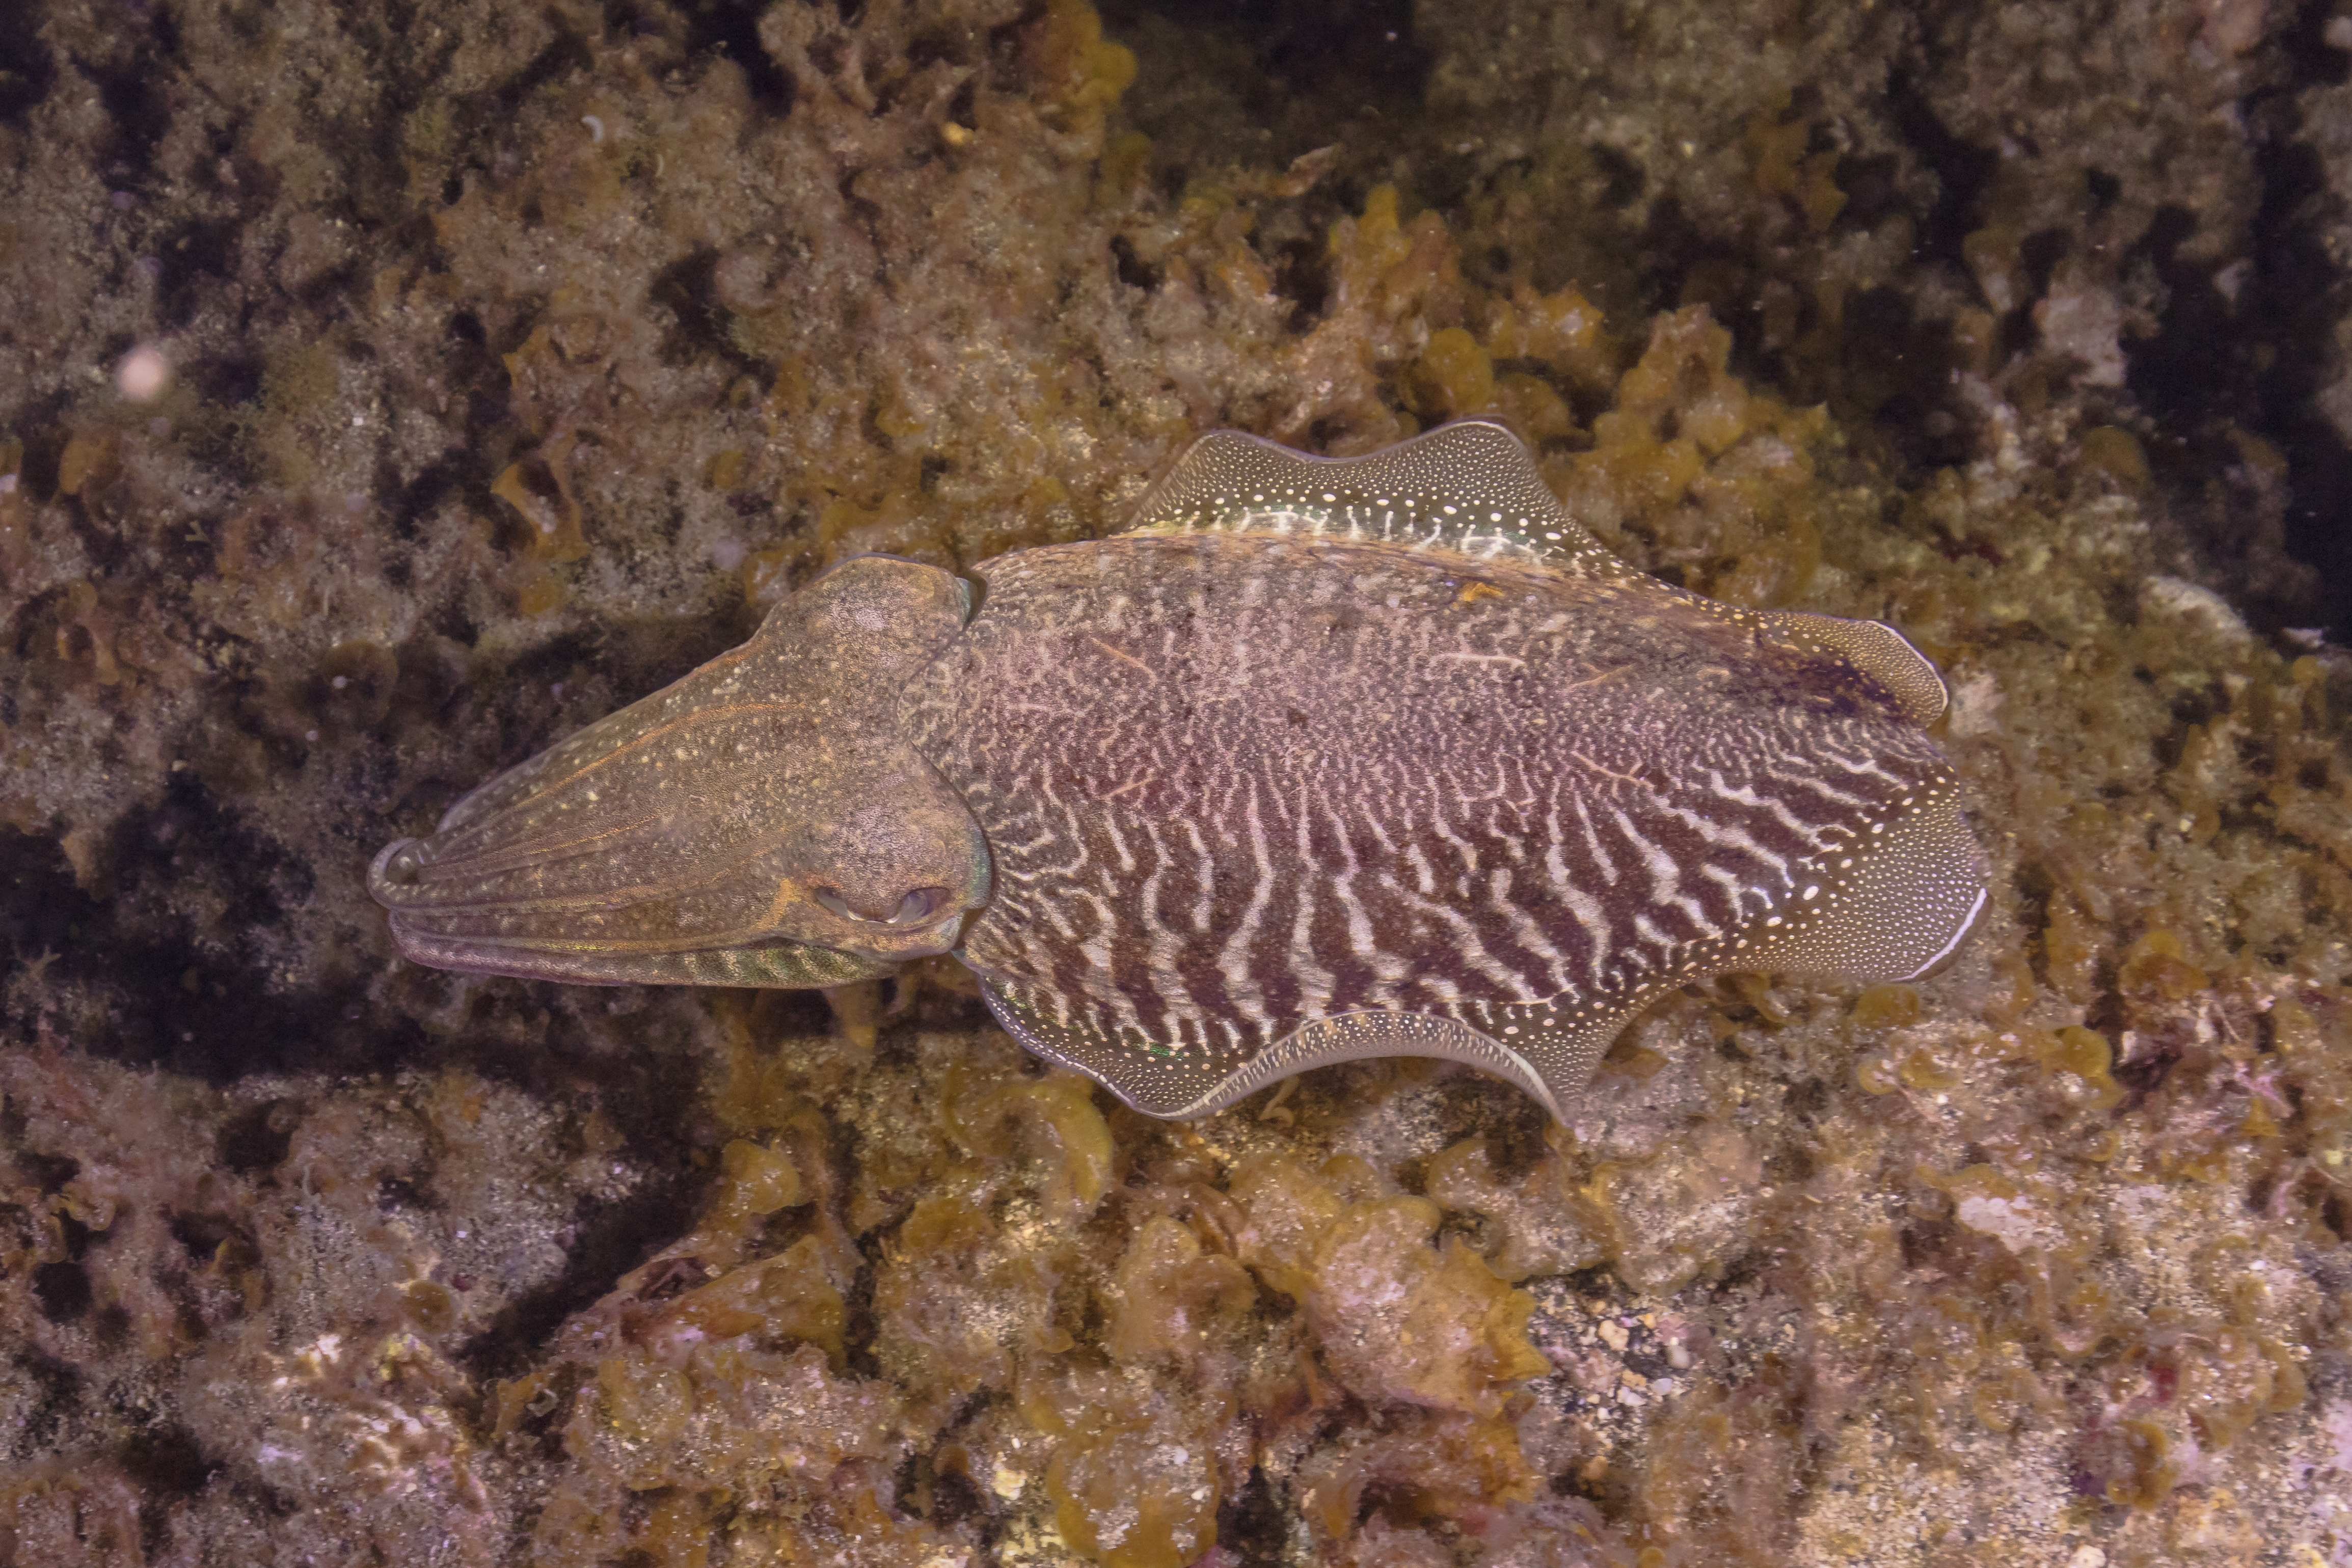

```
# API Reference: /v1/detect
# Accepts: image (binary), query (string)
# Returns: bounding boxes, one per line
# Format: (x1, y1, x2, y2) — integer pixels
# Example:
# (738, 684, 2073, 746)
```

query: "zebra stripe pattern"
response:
(908, 509, 1982, 1119)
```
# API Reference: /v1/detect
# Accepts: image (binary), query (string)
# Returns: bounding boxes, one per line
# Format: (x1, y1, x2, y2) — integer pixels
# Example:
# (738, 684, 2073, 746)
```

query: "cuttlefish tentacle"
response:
(372, 420, 1987, 1123)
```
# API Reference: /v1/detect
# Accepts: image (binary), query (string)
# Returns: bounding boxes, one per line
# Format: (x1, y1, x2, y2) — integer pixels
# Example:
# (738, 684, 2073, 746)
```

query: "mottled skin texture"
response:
(910, 533, 1978, 1118)
(371, 557, 984, 987)
(370, 422, 1985, 1120)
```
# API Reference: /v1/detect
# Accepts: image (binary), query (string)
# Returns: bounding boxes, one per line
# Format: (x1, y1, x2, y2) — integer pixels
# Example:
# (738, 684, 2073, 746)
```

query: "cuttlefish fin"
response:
(1123, 419, 1629, 577)
(978, 973, 1671, 1122)
(1775, 610, 1951, 727)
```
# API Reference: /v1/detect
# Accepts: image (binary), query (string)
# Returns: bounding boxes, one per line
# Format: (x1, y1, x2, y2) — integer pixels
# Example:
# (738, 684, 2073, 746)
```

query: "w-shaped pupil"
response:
(813, 885, 951, 926)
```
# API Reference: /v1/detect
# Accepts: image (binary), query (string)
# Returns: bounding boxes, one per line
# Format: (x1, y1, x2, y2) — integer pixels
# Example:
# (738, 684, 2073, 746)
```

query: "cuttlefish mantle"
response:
(372, 420, 1987, 1122)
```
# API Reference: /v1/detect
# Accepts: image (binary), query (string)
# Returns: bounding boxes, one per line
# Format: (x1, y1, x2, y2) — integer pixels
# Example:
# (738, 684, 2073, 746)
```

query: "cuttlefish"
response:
(370, 420, 1985, 1121)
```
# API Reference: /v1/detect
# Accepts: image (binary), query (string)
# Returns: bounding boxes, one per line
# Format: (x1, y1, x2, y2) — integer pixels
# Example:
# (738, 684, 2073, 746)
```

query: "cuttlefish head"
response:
(368, 554, 989, 988)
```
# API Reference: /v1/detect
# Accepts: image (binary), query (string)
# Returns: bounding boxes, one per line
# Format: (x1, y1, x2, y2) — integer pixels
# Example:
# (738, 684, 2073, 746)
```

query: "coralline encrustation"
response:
(1, 1, 2347, 1565)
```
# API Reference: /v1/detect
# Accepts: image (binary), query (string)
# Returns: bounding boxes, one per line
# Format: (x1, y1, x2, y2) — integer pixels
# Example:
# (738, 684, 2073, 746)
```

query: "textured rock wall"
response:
(2, 1, 2349, 1564)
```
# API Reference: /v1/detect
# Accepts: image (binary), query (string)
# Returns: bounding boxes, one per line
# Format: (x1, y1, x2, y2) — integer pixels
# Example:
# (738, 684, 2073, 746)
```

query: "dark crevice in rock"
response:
(79, 18, 181, 185)
(33, 1257, 92, 1321)
(2242, 118, 2352, 636)
(0, 6, 55, 127)
(0, 784, 425, 1082)
(1219, 1465, 1288, 1567)
(215, 1100, 298, 1177)
(675, 0, 800, 115)
(1880, 71, 1999, 271)
(455, 1166, 707, 1383)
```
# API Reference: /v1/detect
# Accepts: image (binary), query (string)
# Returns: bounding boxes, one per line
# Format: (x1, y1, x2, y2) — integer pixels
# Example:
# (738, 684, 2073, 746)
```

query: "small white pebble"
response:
(117, 344, 170, 401)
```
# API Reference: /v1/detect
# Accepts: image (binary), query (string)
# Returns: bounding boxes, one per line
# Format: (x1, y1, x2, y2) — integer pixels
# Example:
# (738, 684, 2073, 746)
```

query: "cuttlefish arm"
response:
(369, 555, 990, 987)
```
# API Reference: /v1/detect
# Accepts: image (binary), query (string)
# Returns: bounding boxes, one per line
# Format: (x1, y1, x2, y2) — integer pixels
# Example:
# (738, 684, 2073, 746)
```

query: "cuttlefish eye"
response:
(812, 884, 953, 927)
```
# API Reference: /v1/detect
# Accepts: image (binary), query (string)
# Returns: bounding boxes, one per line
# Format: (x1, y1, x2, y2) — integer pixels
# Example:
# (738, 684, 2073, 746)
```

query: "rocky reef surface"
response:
(3, 1, 2350, 1563)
